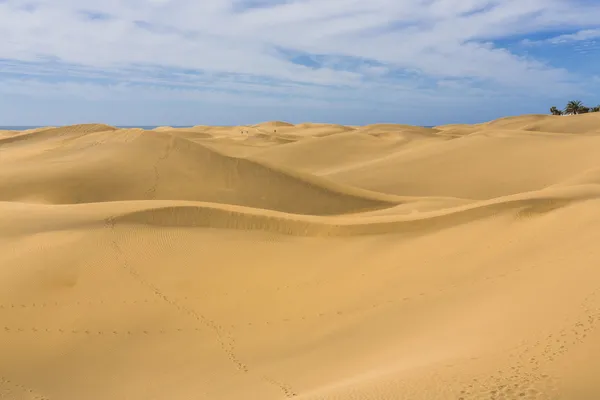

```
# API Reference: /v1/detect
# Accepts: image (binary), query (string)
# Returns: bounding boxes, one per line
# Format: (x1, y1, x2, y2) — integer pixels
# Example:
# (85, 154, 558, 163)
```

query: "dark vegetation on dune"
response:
(550, 101, 600, 116)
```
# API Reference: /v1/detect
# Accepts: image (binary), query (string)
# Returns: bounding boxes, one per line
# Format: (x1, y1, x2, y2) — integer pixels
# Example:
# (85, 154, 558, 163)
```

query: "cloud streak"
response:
(522, 28, 600, 46)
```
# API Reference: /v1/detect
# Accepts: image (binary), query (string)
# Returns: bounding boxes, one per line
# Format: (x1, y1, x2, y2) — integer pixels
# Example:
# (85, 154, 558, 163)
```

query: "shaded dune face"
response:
(0, 129, 397, 215)
(1, 114, 600, 400)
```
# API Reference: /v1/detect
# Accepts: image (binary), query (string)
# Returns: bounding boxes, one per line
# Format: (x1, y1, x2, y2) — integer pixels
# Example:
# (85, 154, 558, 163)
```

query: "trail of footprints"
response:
(1, 226, 553, 399)
(4, 277, 594, 399)
(103, 219, 297, 397)
(145, 134, 174, 200)
(0, 376, 48, 400)
(456, 287, 600, 400)
(145, 164, 159, 200)
(0, 299, 157, 309)
(95, 203, 561, 398)
(262, 376, 298, 398)
(176, 257, 545, 330)
(2, 325, 205, 336)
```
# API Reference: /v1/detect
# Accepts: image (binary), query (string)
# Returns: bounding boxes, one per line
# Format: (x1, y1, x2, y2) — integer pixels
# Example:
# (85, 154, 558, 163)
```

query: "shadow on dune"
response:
(0, 127, 403, 215)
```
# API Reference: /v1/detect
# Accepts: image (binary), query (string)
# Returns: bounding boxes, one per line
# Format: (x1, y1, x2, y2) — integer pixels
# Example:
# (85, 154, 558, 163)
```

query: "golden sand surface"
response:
(1, 114, 600, 399)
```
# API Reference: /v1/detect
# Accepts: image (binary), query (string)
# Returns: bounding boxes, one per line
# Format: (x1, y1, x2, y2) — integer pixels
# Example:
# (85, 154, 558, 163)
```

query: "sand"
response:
(1, 114, 600, 399)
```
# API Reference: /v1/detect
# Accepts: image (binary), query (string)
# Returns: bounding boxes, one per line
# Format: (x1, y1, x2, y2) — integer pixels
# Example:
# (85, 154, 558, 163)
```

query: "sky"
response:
(1, 0, 600, 126)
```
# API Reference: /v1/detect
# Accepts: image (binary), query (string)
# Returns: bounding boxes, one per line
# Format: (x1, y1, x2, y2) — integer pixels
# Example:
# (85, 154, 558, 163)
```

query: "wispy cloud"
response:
(547, 29, 600, 44)
(1, 0, 599, 124)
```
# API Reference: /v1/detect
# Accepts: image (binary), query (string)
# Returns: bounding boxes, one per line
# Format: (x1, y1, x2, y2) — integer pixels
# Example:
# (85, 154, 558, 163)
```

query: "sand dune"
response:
(477, 113, 600, 134)
(0, 124, 116, 146)
(356, 123, 441, 136)
(249, 130, 446, 175)
(254, 120, 295, 128)
(327, 126, 600, 199)
(0, 129, 399, 214)
(2, 114, 600, 400)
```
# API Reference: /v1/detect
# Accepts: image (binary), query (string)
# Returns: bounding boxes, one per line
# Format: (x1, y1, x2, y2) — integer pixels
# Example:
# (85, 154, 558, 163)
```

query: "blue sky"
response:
(1, 0, 599, 126)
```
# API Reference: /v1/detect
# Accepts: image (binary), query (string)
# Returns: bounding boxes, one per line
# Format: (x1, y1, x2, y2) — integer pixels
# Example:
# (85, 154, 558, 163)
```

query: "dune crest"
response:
(2, 115, 600, 400)
(252, 120, 295, 129)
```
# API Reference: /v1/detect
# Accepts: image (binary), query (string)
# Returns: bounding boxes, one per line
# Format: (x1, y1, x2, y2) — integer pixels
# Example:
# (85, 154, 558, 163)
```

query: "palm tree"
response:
(591, 105, 600, 112)
(564, 100, 584, 115)
(550, 106, 563, 115)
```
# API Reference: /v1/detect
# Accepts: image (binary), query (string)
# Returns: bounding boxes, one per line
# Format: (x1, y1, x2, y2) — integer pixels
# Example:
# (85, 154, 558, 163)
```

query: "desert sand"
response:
(1, 114, 600, 399)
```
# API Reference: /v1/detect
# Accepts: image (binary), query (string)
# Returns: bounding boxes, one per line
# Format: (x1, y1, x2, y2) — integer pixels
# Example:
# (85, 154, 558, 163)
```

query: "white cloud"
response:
(1, 0, 599, 104)
(548, 28, 600, 44)
(523, 28, 600, 46)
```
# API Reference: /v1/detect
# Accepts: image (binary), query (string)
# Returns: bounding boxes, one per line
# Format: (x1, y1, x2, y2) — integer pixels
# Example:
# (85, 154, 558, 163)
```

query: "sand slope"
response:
(327, 128, 600, 199)
(0, 128, 400, 214)
(2, 114, 600, 400)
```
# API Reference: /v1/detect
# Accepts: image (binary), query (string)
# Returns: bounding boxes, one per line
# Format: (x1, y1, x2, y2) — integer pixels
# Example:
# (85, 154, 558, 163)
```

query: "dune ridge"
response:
(103, 185, 589, 236)
(2, 114, 600, 400)
(0, 126, 114, 148)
